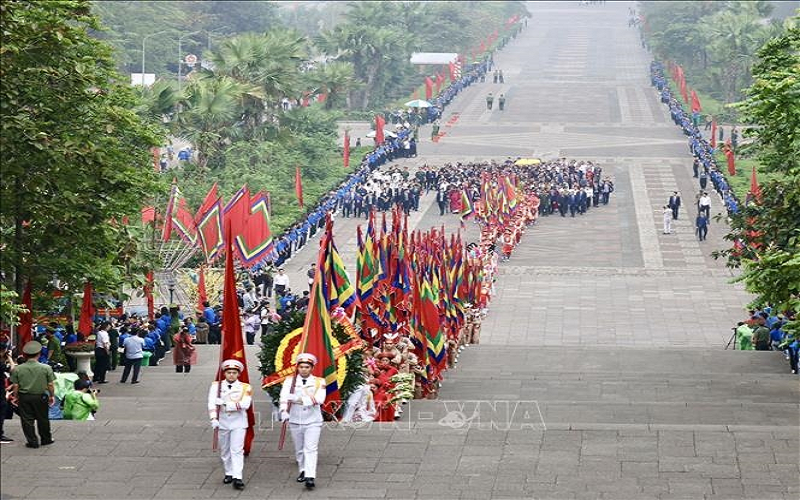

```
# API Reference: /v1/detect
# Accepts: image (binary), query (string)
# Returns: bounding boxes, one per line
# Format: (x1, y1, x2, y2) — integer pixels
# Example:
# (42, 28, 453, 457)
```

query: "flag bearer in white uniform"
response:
(208, 359, 252, 490)
(280, 353, 326, 490)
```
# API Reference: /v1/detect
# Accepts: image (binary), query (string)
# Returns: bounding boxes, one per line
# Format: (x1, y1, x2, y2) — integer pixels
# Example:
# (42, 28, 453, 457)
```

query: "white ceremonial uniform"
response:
(279, 375, 326, 478)
(208, 380, 252, 480)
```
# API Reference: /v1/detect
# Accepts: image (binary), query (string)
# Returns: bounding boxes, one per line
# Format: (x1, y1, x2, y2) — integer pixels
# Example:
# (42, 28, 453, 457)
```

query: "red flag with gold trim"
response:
(217, 227, 256, 454)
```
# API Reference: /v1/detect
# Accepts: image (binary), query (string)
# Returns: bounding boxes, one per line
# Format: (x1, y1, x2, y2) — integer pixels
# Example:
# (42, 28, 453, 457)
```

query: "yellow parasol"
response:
(514, 158, 541, 166)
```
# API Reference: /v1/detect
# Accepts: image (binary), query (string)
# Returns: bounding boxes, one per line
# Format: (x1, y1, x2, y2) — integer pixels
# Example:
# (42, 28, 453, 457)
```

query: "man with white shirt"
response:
(93, 321, 111, 384)
(698, 192, 711, 219)
(273, 268, 290, 296)
(208, 359, 253, 490)
(280, 353, 326, 490)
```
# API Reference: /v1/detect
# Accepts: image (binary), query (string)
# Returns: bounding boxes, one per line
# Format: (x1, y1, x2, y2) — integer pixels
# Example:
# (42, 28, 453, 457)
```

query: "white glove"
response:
(214, 397, 224, 406)
(280, 411, 290, 422)
(210, 419, 220, 429)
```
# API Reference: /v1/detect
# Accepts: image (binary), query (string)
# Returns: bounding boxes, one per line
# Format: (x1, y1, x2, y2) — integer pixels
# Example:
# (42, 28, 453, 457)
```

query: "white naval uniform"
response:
(208, 380, 253, 480)
(279, 375, 326, 478)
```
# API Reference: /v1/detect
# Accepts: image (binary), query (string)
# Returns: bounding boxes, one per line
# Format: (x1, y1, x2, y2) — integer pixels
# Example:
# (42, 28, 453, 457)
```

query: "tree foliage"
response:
(641, 1, 785, 105)
(716, 21, 800, 335)
(0, 0, 164, 298)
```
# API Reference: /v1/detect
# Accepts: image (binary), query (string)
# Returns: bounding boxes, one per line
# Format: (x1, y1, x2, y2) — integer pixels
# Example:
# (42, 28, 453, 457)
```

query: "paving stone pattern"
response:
(2, 2, 798, 499)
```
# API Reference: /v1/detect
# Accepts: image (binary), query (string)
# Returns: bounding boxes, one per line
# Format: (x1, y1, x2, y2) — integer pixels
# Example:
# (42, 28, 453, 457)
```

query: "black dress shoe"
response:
(223, 475, 233, 484)
(296, 471, 305, 482)
(25, 442, 40, 448)
(233, 479, 245, 490)
(41, 440, 54, 446)
(305, 478, 315, 490)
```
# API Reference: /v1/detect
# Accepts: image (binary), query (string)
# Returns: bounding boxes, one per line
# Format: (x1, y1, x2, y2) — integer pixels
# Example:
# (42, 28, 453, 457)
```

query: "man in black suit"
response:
(668, 191, 681, 220)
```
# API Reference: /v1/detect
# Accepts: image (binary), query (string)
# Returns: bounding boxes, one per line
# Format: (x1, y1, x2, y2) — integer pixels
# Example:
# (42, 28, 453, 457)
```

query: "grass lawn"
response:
(714, 152, 782, 200)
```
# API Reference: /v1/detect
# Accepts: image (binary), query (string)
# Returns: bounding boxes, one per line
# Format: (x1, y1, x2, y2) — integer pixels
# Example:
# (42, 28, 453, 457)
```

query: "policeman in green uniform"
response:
(10, 341, 56, 448)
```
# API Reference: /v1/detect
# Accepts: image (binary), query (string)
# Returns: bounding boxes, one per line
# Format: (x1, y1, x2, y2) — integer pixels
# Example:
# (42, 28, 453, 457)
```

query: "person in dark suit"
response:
(568, 191, 578, 217)
(436, 189, 448, 216)
(668, 191, 681, 219)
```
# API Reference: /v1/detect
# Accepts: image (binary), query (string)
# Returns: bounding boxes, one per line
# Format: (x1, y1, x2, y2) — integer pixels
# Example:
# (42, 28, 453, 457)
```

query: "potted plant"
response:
(65, 342, 95, 377)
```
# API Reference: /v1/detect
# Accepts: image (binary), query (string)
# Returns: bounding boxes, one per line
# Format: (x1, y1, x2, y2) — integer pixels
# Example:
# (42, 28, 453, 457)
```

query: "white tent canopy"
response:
(409, 52, 459, 65)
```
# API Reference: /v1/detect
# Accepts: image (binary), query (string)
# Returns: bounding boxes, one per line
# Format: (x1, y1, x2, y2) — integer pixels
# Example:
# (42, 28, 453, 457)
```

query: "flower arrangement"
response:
(64, 342, 94, 353)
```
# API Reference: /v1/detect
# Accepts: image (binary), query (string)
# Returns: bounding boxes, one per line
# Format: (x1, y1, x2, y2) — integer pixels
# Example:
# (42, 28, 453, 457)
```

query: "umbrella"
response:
(514, 158, 542, 166)
(366, 129, 397, 138)
(404, 99, 432, 108)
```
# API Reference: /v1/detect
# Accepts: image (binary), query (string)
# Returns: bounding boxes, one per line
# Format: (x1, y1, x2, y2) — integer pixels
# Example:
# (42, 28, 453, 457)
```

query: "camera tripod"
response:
(724, 327, 737, 350)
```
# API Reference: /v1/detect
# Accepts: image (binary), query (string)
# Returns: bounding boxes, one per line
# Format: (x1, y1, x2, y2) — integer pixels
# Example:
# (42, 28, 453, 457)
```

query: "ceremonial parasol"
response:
(366, 129, 398, 138)
(404, 99, 432, 108)
(514, 158, 542, 166)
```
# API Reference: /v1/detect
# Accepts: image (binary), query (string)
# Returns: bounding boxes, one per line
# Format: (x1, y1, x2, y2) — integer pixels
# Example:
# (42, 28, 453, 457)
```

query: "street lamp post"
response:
(141, 30, 171, 86)
(167, 276, 176, 305)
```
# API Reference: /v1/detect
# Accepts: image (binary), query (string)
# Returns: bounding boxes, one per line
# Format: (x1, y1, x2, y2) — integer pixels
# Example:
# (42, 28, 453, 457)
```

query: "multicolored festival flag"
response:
(298, 217, 342, 413)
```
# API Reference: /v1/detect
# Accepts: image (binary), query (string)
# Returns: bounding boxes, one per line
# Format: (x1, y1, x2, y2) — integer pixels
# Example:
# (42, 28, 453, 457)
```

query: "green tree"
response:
(0, 0, 163, 298)
(717, 22, 800, 335)
(307, 61, 359, 110)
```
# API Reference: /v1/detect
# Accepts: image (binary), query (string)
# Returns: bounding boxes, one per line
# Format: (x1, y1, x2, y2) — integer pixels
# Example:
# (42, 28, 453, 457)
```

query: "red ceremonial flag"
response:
(298, 219, 341, 414)
(424, 76, 433, 100)
(217, 226, 256, 455)
(301, 92, 310, 107)
(448, 61, 456, 82)
(197, 266, 207, 313)
(725, 145, 736, 176)
(78, 282, 95, 336)
(195, 184, 224, 262)
(343, 131, 350, 169)
(234, 191, 274, 266)
(172, 198, 197, 245)
(375, 115, 385, 144)
(295, 166, 304, 208)
(145, 271, 155, 320)
(749, 165, 762, 203)
(317, 92, 328, 104)
(479, 41, 485, 53)
(141, 206, 156, 225)
(161, 180, 179, 242)
(18, 281, 33, 347)
(223, 185, 250, 241)
(412, 89, 419, 100)
(711, 120, 717, 148)
(690, 90, 702, 113)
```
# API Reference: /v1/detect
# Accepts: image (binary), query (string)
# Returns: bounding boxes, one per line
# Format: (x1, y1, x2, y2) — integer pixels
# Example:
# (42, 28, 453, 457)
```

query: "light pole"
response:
(141, 30, 171, 86)
(177, 31, 202, 93)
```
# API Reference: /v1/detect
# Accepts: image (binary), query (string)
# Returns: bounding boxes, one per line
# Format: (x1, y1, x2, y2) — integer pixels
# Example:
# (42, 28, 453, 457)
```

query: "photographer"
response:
(62, 379, 100, 421)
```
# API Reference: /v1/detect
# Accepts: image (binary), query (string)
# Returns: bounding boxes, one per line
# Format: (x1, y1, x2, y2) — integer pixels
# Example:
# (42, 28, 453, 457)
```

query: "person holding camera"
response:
(9, 341, 55, 448)
(62, 379, 100, 421)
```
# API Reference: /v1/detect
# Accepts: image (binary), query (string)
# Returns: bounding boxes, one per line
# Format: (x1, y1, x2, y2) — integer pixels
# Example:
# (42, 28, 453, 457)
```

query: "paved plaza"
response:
(2, 2, 798, 499)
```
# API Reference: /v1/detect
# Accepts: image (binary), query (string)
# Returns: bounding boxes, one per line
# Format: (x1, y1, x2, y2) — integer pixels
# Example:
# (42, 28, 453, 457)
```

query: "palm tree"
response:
(177, 75, 261, 170)
(703, 4, 780, 102)
(307, 61, 359, 110)
(135, 79, 185, 128)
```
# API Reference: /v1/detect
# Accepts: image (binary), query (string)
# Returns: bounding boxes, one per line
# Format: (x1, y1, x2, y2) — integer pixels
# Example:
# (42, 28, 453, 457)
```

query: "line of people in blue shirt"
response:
(650, 61, 739, 215)
(255, 57, 495, 272)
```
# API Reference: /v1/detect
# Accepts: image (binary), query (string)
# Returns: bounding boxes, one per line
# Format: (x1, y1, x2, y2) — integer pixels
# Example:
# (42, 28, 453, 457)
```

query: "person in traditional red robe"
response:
(172, 327, 197, 373)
